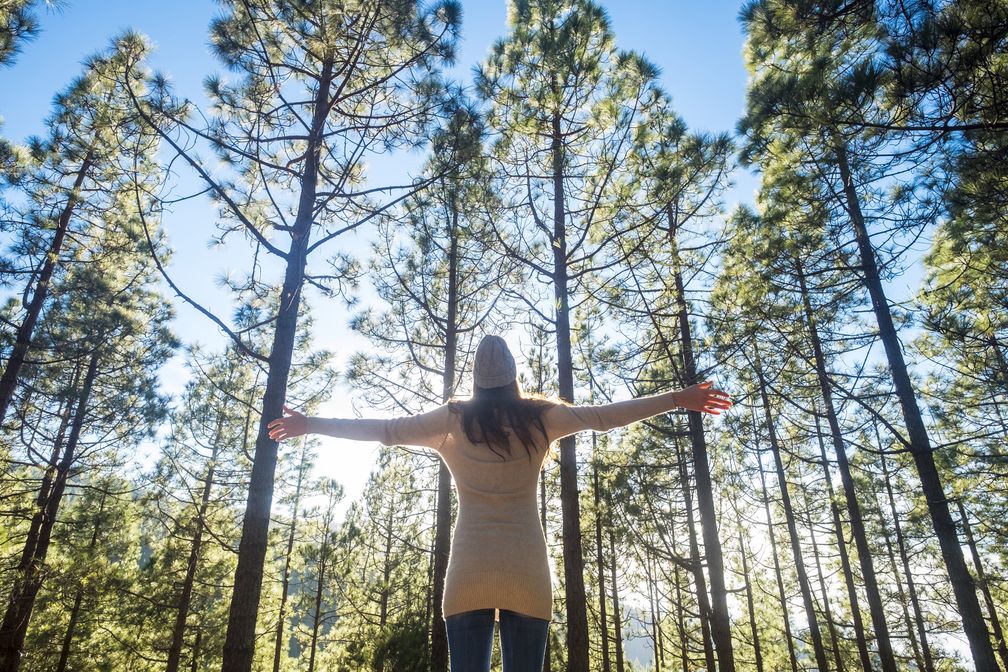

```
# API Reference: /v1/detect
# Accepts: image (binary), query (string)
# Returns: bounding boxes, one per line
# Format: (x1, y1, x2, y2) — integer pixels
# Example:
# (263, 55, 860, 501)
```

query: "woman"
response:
(267, 335, 731, 672)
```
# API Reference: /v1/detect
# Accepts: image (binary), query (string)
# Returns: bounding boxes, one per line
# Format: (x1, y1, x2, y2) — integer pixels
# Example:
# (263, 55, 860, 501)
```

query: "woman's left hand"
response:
(268, 405, 308, 441)
(676, 382, 732, 415)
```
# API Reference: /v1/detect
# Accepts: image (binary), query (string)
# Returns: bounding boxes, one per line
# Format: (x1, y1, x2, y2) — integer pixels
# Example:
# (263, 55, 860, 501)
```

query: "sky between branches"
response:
(0, 0, 762, 501)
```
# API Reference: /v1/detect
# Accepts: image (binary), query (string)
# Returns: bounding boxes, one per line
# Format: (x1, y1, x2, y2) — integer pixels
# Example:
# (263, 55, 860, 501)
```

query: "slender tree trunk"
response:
(671, 528, 689, 672)
(55, 490, 106, 672)
(541, 469, 552, 672)
(674, 431, 716, 672)
(0, 154, 93, 424)
(17, 373, 77, 579)
(667, 207, 734, 672)
(795, 254, 896, 672)
(272, 442, 309, 672)
(190, 629, 202, 672)
(167, 418, 223, 672)
(758, 456, 798, 672)
(878, 448, 935, 672)
(220, 56, 334, 672)
(608, 522, 625, 672)
(804, 486, 845, 672)
(307, 545, 329, 672)
(431, 200, 460, 672)
(835, 141, 997, 671)
(549, 104, 589, 672)
(649, 552, 665, 672)
(957, 500, 1008, 671)
(810, 408, 873, 672)
(738, 531, 764, 672)
(0, 349, 99, 672)
(870, 474, 925, 672)
(752, 342, 830, 672)
(593, 462, 612, 672)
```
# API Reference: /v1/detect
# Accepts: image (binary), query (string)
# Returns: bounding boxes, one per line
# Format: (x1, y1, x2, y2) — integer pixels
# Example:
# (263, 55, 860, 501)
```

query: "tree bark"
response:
(835, 141, 997, 671)
(220, 56, 334, 672)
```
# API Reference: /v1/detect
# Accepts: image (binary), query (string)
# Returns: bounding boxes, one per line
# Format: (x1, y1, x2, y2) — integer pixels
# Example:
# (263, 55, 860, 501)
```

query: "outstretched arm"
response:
(545, 382, 731, 441)
(267, 404, 451, 450)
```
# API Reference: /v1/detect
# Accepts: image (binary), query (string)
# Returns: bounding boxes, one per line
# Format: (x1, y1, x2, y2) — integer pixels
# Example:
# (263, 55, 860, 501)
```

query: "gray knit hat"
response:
(473, 335, 517, 389)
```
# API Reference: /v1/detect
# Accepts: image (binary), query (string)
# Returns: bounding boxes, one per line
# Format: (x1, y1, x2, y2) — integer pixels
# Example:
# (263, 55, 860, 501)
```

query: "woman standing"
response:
(267, 335, 731, 672)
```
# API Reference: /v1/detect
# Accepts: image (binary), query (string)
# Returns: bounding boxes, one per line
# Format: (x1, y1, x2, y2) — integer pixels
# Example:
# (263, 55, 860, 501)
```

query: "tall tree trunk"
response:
(607, 521, 625, 672)
(810, 408, 873, 672)
(549, 104, 589, 672)
(307, 542, 329, 672)
(834, 141, 997, 671)
(648, 552, 666, 670)
(431, 197, 460, 672)
(738, 531, 764, 672)
(273, 442, 309, 672)
(17, 370, 77, 580)
(795, 254, 896, 672)
(667, 207, 734, 672)
(167, 417, 223, 672)
(674, 431, 716, 672)
(0, 349, 99, 672)
(752, 342, 830, 672)
(0, 153, 93, 424)
(593, 462, 612, 672)
(673, 551, 689, 672)
(55, 490, 106, 672)
(804, 485, 845, 672)
(878, 448, 935, 672)
(541, 469, 552, 672)
(220, 56, 334, 672)
(957, 500, 1008, 671)
(870, 474, 925, 672)
(758, 456, 798, 672)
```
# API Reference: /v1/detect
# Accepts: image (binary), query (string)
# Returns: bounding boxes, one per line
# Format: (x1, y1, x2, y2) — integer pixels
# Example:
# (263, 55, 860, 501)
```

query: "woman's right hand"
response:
(676, 382, 732, 415)
(268, 405, 309, 441)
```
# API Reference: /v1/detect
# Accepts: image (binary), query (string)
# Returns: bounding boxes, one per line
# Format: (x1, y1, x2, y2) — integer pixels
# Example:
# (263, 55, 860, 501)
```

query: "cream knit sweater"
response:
(312, 389, 682, 621)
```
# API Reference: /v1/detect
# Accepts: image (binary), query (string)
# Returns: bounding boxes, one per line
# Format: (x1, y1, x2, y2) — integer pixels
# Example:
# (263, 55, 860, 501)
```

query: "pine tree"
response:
(120, 3, 460, 669)
(0, 165, 176, 671)
(0, 32, 160, 426)
(476, 3, 661, 665)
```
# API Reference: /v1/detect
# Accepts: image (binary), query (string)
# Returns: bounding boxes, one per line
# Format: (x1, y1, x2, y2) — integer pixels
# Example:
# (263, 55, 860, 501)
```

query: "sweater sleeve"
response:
(543, 390, 680, 442)
(311, 404, 453, 451)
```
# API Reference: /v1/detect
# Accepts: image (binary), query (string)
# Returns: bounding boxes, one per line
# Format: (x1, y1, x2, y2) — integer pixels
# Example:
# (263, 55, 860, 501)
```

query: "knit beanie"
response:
(473, 335, 517, 389)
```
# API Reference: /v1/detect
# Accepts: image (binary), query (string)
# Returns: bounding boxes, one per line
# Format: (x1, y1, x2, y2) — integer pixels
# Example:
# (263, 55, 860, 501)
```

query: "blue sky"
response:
(0, 1, 758, 525)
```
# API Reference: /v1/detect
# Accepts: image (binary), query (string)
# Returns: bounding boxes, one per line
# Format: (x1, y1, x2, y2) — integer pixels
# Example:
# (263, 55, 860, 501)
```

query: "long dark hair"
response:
(450, 381, 555, 460)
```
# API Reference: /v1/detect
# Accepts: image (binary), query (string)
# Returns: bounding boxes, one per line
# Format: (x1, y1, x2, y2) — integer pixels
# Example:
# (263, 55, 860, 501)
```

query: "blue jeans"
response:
(445, 608, 550, 672)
